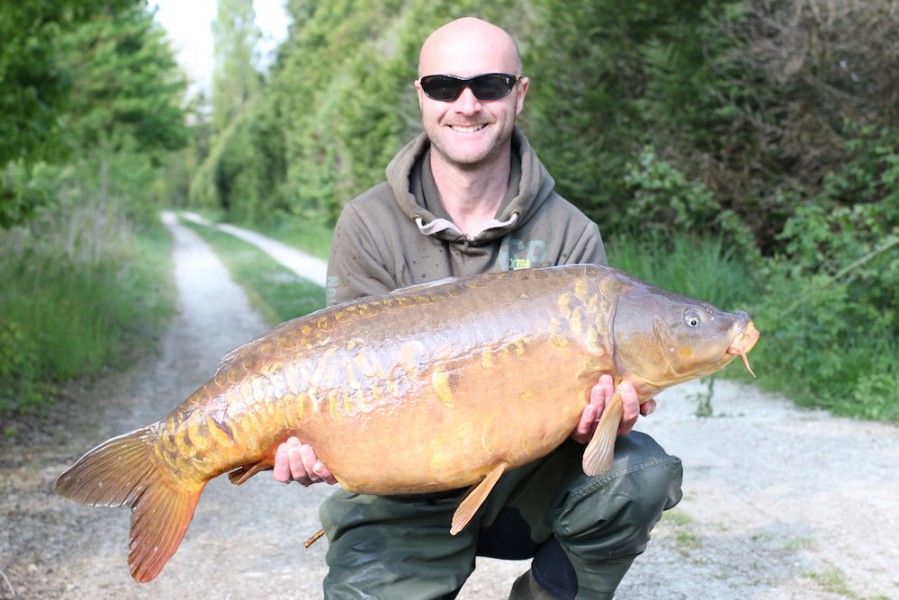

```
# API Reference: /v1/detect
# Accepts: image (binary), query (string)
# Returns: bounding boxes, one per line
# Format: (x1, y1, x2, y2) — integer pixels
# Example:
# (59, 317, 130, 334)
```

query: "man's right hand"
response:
(272, 436, 338, 486)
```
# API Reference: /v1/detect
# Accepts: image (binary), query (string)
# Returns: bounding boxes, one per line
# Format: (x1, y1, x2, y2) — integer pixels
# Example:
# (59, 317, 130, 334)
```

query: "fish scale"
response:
(56, 263, 759, 583)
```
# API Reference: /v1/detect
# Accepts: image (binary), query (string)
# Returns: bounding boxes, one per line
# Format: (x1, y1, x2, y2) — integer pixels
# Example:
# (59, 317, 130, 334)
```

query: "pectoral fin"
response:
(227, 458, 275, 485)
(582, 388, 624, 476)
(450, 463, 506, 535)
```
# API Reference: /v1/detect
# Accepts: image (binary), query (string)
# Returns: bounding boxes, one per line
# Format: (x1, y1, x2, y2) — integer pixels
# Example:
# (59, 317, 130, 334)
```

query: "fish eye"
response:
(685, 310, 701, 327)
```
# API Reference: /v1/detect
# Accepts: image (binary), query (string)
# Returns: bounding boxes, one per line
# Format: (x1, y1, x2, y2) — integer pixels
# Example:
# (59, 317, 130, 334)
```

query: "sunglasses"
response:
(419, 73, 520, 102)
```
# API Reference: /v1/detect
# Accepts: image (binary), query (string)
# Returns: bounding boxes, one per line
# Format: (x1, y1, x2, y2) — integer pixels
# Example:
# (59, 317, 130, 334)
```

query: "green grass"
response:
(255, 218, 333, 261)
(804, 564, 859, 598)
(660, 509, 703, 556)
(0, 208, 326, 420)
(606, 232, 757, 311)
(0, 226, 176, 416)
(181, 208, 334, 260)
(181, 219, 326, 326)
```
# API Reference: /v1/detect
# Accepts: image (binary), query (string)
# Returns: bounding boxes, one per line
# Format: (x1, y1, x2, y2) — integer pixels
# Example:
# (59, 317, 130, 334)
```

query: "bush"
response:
(0, 317, 48, 416)
(624, 146, 721, 232)
(0, 216, 174, 417)
(747, 126, 898, 419)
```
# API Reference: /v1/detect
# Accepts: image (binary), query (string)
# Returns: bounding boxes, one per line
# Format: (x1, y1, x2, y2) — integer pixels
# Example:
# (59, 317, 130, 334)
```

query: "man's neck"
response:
(429, 147, 512, 238)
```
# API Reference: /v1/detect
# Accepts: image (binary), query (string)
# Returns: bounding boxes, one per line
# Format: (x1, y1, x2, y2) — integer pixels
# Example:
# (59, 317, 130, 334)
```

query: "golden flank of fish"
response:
(56, 264, 760, 583)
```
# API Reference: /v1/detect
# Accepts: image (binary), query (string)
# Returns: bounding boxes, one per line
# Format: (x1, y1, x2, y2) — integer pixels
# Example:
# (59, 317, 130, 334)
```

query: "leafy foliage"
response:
(58, 4, 189, 156)
(0, 0, 141, 227)
(661, 0, 899, 252)
(211, 0, 262, 134)
(624, 146, 721, 233)
(0, 0, 137, 167)
(0, 317, 47, 415)
(1, 3, 187, 415)
(519, 0, 721, 230)
(748, 125, 899, 419)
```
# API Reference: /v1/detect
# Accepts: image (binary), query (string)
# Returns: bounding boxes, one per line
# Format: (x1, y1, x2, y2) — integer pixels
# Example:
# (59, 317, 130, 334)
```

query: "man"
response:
(273, 17, 683, 600)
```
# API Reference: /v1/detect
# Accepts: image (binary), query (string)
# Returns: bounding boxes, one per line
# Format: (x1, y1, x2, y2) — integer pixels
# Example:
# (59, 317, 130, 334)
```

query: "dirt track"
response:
(1, 214, 896, 599)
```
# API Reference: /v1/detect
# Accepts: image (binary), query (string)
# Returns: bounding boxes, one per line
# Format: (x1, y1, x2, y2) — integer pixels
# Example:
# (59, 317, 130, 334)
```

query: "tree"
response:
(0, 0, 139, 228)
(211, 0, 262, 134)
(59, 4, 189, 156)
(58, 3, 190, 226)
(520, 0, 721, 230)
(0, 0, 138, 165)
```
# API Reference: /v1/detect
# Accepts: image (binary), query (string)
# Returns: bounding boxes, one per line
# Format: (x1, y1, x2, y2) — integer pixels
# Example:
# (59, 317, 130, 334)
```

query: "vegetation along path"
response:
(0, 214, 896, 599)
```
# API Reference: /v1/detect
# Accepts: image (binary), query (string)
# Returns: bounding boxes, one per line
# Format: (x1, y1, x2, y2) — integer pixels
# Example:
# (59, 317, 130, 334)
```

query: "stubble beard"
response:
(428, 122, 514, 172)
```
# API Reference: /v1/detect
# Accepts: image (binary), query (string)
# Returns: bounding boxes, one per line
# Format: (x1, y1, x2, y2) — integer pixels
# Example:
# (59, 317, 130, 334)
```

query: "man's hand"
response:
(272, 437, 337, 486)
(570, 374, 656, 444)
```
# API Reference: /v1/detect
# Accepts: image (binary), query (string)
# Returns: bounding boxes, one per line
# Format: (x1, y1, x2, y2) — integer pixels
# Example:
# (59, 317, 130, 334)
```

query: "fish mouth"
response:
(727, 321, 760, 377)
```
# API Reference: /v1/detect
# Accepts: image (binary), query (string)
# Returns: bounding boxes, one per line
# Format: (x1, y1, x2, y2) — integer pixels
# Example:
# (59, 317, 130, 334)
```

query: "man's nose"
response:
(453, 86, 482, 113)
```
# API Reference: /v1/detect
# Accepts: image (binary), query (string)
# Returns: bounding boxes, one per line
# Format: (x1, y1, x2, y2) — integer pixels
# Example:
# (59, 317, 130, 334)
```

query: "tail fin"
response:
(55, 427, 205, 583)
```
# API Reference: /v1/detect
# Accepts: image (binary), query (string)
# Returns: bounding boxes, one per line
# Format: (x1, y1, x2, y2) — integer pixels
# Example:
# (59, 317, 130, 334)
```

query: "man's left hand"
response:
(570, 374, 656, 444)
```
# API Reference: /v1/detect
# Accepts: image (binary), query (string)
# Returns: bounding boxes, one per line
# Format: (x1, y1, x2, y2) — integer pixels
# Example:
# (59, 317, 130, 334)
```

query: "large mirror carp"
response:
(56, 263, 759, 582)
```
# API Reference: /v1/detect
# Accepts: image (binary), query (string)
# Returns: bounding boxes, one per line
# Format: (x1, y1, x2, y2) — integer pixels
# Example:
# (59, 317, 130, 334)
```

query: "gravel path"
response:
(1, 213, 896, 599)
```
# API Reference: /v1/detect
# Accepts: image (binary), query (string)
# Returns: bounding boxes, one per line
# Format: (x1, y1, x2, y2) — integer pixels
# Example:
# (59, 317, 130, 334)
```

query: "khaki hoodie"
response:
(326, 127, 607, 306)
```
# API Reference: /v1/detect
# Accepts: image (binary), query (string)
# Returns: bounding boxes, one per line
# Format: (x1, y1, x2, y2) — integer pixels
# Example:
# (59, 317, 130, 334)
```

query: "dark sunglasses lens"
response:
(470, 74, 515, 100)
(421, 76, 463, 101)
(421, 74, 517, 101)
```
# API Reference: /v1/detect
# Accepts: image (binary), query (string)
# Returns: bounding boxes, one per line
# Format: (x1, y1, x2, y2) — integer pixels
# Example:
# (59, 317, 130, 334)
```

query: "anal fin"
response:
(450, 463, 506, 535)
(582, 388, 624, 476)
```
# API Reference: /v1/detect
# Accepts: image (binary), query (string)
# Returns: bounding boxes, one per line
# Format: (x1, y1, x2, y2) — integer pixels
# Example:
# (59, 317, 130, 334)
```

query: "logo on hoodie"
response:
(499, 238, 547, 271)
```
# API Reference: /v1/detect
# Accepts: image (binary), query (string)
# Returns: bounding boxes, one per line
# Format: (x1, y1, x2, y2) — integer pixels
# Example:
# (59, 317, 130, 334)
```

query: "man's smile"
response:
(449, 124, 487, 133)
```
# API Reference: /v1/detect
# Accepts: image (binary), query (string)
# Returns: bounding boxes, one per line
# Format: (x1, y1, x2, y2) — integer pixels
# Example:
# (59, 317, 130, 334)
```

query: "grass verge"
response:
(606, 232, 756, 311)
(180, 208, 334, 260)
(180, 218, 326, 326)
(255, 218, 333, 261)
(0, 225, 176, 418)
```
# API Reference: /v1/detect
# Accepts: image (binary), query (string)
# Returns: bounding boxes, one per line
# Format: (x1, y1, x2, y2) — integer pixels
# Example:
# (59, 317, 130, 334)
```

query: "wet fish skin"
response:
(55, 263, 759, 583)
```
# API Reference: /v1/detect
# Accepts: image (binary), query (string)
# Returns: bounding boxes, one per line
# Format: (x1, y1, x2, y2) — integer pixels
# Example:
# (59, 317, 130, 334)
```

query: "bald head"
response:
(418, 18, 522, 77)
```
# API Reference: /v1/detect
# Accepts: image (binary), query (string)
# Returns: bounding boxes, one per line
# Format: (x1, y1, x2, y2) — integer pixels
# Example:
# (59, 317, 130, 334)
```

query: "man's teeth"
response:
(451, 124, 485, 133)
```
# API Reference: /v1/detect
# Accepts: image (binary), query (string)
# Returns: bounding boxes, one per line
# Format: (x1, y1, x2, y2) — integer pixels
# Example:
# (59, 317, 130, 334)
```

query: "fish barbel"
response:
(56, 264, 759, 582)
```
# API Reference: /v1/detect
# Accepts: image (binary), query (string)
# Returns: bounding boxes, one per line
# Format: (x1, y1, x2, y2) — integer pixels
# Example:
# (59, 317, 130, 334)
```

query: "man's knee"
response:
(529, 433, 681, 598)
(555, 432, 683, 558)
(320, 490, 476, 599)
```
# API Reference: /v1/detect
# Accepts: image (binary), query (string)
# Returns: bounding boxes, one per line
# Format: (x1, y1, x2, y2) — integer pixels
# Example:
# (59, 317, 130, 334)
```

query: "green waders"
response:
(319, 432, 683, 599)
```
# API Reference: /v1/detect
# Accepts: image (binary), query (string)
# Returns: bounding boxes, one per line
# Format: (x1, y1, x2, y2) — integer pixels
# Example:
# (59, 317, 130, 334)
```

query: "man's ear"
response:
(414, 80, 423, 111)
(515, 77, 530, 115)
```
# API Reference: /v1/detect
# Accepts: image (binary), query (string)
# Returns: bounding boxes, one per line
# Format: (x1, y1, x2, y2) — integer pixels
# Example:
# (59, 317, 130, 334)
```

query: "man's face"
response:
(415, 28, 529, 170)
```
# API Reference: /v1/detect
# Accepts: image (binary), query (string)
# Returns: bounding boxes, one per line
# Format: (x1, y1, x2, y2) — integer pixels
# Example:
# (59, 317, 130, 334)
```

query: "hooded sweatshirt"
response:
(325, 127, 607, 306)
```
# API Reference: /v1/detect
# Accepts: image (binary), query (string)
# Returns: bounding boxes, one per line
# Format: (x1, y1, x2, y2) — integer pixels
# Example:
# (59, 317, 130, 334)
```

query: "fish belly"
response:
(311, 336, 594, 494)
